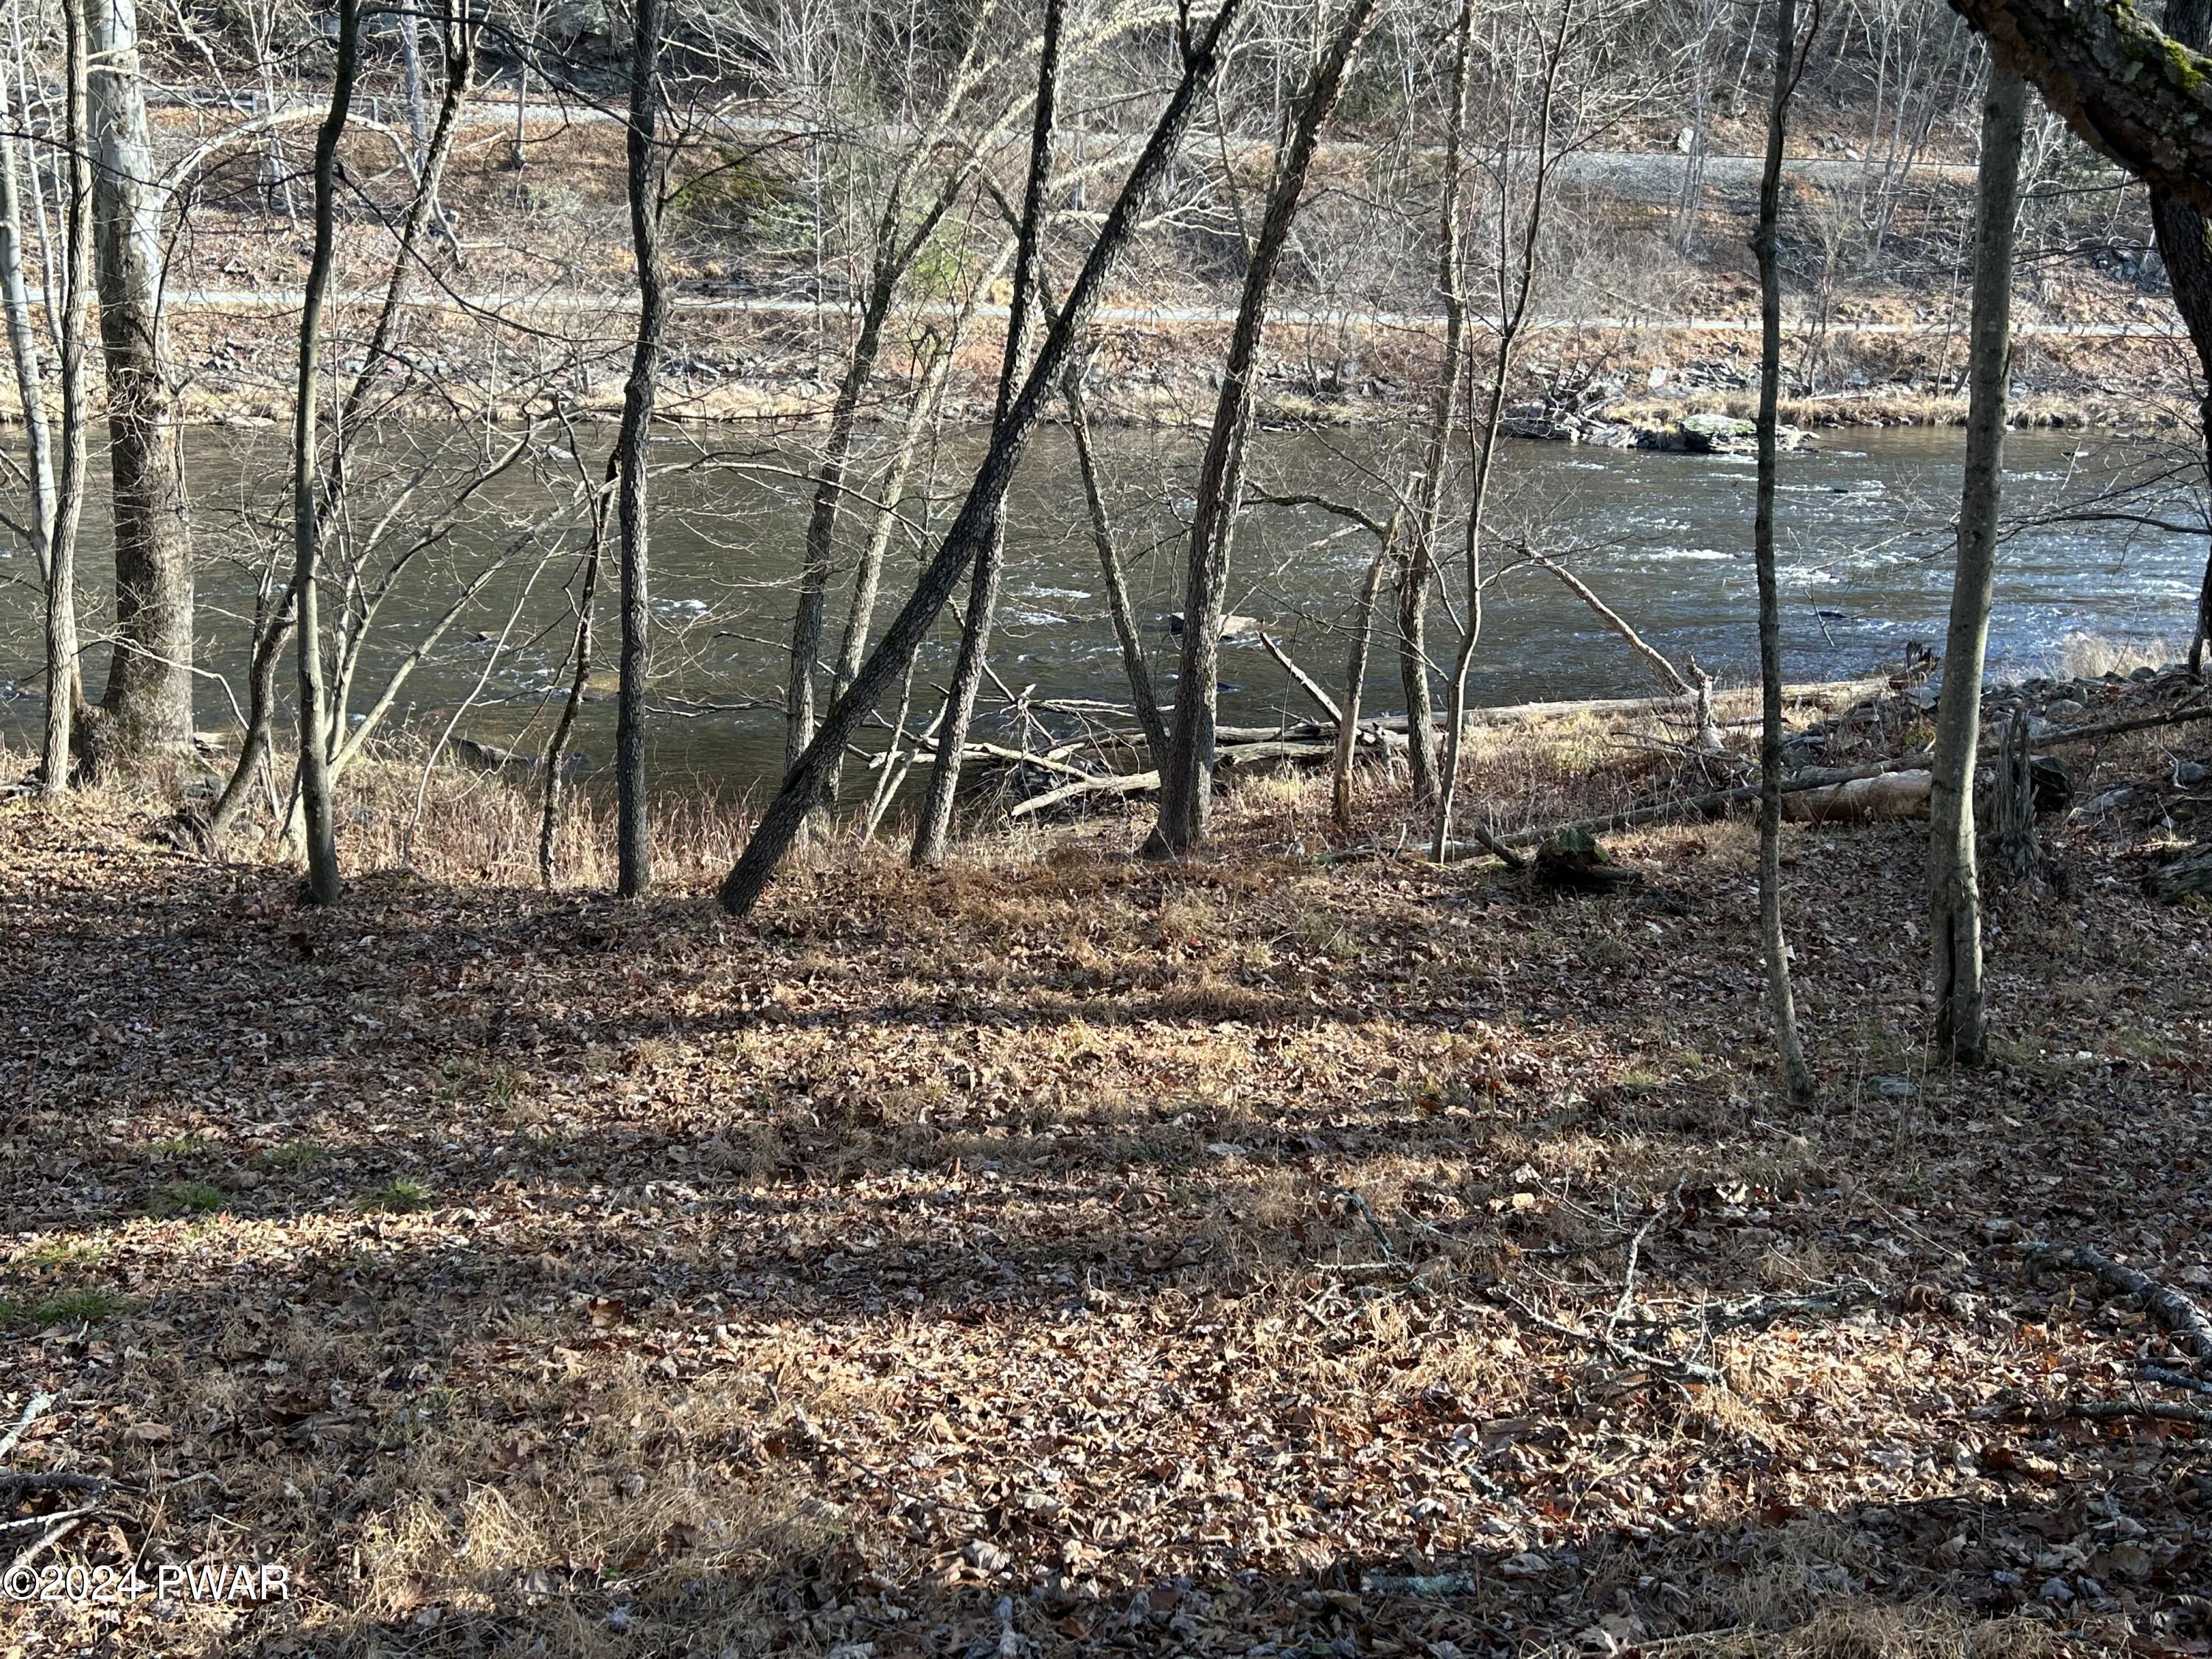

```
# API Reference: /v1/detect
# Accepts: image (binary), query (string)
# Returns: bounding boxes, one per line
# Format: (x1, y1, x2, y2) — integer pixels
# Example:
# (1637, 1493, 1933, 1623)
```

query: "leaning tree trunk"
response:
(1929, 67, 2026, 1068)
(718, 0, 1246, 918)
(42, 0, 93, 793)
(89, 0, 195, 770)
(911, 0, 1065, 871)
(291, 0, 364, 905)
(1148, 0, 1381, 859)
(614, 0, 668, 899)
(1752, 0, 1815, 1102)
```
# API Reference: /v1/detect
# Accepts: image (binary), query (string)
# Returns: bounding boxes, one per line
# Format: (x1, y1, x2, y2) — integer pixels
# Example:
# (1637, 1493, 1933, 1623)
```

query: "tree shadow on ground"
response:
(3, 795, 2210, 1655)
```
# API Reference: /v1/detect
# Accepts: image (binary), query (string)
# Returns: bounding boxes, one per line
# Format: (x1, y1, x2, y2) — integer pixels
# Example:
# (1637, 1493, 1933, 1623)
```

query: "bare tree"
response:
(0, 66, 53, 589)
(1753, 0, 1817, 1102)
(291, 0, 368, 904)
(1430, 0, 1580, 861)
(1147, 0, 1381, 859)
(615, 0, 669, 898)
(781, 0, 1032, 774)
(720, 0, 1248, 917)
(1065, 360, 1167, 765)
(911, 0, 1065, 870)
(41, 0, 93, 793)
(88, 0, 196, 769)
(1927, 65, 2025, 1067)
(203, 0, 479, 848)
(1396, 0, 1475, 806)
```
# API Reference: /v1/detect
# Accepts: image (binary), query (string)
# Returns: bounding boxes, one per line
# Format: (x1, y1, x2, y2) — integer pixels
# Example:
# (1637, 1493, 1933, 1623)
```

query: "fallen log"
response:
(1784, 768, 1933, 823)
(2145, 852, 2212, 903)
(1007, 768, 1161, 818)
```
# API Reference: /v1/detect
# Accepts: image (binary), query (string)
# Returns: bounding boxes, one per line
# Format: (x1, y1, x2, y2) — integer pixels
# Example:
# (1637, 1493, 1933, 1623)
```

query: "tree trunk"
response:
(1430, 0, 1575, 862)
(1929, 66, 2026, 1068)
(541, 468, 610, 889)
(718, 0, 1246, 918)
(1335, 527, 1395, 833)
(2141, 0, 2212, 678)
(291, 0, 364, 905)
(41, 0, 93, 794)
(615, 0, 668, 899)
(1753, 0, 1815, 1102)
(89, 0, 195, 769)
(201, 572, 291, 844)
(786, 288, 894, 770)
(0, 72, 54, 584)
(1148, 0, 1380, 859)
(911, 0, 1065, 871)
(1397, 0, 1474, 804)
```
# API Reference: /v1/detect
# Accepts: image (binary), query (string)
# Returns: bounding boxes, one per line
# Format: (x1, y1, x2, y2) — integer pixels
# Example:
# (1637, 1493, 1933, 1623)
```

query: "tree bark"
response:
(41, 0, 93, 793)
(1943, 0, 2212, 216)
(787, 285, 896, 771)
(911, 0, 1065, 871)
(1147, 0, 1380, 859)
(291, 0, 364, 905)
(0, 72, 54, 584)
(1753, 0, 1815, 1102)
(542, 464, 611, 889)
(89, 0, 195, 769)
(1397, 0, 1474, 804)
(2138, 0, 2212, 678)
(1929, 67, 2025, 1068)
(615, 0, 668, 899)
(1335, 526, 1396, 833)
(718, 0, 1246, 917)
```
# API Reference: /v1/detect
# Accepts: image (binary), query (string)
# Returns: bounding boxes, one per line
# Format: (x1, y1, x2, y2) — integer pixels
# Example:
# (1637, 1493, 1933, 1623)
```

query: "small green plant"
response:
(147, 1180, 228, 1217)
(361, 1178, 433, 1214)
(148, 1133, 208, 1157)
(258, 1141, 331, 1174)
(0, 1286, 133, 1329)
(18, 1237, 110, 1273)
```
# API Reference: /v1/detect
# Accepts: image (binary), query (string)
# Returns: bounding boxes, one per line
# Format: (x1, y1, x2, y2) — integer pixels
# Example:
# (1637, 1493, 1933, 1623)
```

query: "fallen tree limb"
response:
(2037, 697, 2212, 749)
(2070, 1398, 2212, 1429)
(2141, 1363, 2212, 1398)
(1523, 549, 1693, 696)
(1704, 1279, 1881, 1331)
(0, 1393, 55, 1464)
(2033, 1242, 2212, 1368)
(1257, 630, 1343, 724)
(1489, 1289, 1723, 1387)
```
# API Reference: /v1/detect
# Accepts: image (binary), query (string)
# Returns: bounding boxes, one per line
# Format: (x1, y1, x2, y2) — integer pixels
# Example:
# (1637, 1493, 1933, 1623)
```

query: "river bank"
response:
(0, 295, 2194, 438)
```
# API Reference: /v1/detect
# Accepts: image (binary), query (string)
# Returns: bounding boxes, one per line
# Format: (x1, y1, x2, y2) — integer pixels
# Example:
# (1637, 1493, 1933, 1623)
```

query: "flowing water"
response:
(0, 420, 2198, 803)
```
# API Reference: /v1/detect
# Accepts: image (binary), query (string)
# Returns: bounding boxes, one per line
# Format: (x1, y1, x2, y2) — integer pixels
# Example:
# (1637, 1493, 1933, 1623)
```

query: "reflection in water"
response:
(0, 421, 2197, 803)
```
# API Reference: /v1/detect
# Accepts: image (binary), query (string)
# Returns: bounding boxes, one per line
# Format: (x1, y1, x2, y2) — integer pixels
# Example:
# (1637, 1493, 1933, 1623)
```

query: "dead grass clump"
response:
(2056, 630, 2179, 681)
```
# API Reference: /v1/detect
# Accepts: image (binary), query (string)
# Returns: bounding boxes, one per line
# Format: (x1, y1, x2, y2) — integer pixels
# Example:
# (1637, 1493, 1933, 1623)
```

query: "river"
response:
(0, 421, 2199, 804)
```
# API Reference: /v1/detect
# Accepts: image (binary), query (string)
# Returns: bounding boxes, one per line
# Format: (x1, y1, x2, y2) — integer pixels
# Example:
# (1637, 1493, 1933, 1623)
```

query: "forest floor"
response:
(3, 678, 2211, 1659)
